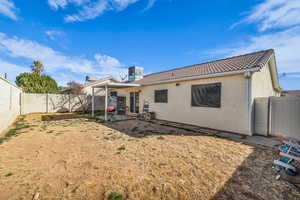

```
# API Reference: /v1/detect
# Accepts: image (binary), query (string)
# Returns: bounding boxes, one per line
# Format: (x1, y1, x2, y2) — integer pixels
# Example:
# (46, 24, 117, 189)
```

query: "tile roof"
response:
(132, 49, 274, 85)
(283, 90, 300, 97)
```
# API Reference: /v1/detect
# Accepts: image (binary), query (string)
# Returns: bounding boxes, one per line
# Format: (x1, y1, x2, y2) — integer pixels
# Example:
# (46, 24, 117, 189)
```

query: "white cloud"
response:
(49, 0, 162, 22)
(0, 32, 127, 83)
(112, 0, 139, 10)
(205, 26, 300, 74)
(0, 59, 29, 82)
(235, 0, 300, 31)
(64, 0, 109, 22)
(45, 30, 66, 40)
(0, 0, 18, 20)
(94, 53, 127, 77)
(48, 0, 91, 10)
(143, 0, 156, 11)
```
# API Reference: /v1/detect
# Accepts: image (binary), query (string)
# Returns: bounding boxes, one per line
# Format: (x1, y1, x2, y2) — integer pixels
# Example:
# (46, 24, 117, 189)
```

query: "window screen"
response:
(110, 91, 117, 97)
(155, 89, 168, 103)
(191, 83, 221, 107)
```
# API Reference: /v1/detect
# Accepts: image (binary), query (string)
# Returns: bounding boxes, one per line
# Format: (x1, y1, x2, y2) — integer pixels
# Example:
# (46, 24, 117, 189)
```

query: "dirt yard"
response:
(0, 114, 299, 200)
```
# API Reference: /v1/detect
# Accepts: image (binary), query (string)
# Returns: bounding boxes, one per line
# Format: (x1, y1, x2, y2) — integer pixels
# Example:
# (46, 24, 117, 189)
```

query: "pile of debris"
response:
(273, 139, 300, 187)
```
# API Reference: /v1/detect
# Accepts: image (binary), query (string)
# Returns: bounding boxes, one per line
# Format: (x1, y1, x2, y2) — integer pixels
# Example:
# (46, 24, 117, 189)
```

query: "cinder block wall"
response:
(0, 77, 21, 134)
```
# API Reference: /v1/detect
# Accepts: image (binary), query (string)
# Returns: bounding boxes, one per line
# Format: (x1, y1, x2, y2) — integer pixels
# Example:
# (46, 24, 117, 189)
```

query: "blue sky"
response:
(0, 0, 299, 90)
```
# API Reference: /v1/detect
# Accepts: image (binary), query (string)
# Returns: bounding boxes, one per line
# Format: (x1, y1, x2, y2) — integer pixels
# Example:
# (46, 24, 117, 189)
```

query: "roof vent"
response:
(85, 76, 98, 83)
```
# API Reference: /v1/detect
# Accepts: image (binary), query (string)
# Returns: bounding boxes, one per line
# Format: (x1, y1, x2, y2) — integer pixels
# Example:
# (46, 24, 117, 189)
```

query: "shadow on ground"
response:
(211, 148, 300, 200)
(101, 120, 300, 200)
(41, 113, 92, 121)
(103, 120, 201, 138)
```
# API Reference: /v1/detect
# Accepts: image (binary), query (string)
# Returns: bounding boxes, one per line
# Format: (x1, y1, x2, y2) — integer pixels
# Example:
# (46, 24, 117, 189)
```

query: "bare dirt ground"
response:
(0, 114, 299, 200)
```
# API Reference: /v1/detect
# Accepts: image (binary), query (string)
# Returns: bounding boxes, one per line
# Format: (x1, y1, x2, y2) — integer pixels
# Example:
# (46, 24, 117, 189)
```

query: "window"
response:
(110, 91, 117, 97)
(155, 89, 168, 103)
(191, 83, 221, 107)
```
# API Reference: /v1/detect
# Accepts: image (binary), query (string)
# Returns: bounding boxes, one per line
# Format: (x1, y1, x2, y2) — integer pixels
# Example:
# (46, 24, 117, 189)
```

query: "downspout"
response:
(244, 71, 253, 135)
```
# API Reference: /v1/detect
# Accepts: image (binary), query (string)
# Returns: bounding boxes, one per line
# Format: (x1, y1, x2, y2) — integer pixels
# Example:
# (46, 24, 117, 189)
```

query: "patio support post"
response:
(105, 84, 108, 121)
(92, 87, 95, 117)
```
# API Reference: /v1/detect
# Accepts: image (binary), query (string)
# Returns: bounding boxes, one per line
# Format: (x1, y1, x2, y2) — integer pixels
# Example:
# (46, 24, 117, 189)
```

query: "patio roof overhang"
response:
(91, 81, 140, 120)
(92, 81, 141, 89)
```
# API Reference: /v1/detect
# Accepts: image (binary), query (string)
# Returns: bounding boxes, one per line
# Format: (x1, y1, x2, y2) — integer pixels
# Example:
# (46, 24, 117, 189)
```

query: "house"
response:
(89, 49, 281, 136)
(282, 90, 300, 97)
(82, 76, 119, 96)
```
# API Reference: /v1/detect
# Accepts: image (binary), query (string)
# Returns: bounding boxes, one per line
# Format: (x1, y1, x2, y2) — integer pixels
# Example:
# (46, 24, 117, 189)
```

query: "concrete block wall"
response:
(0, 77, 22, 134)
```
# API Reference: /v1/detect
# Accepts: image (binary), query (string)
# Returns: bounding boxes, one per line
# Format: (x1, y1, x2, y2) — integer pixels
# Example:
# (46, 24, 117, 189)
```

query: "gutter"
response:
(140, 67, 261, 86)
(244, 71, 253, 135)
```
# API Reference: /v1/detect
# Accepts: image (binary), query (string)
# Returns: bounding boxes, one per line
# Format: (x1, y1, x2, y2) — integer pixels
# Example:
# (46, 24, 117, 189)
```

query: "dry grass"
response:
(0, 113, 299, 200)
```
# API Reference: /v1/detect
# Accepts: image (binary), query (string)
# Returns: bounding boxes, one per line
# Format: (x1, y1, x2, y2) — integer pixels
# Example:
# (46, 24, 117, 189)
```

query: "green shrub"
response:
(117, 145, 126, 151)
(108, 192, 124, 200)
(16, 72, 59, 93)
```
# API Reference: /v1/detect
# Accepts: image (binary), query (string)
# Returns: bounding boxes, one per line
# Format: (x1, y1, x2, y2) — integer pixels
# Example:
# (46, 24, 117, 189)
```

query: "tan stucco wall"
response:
(251, 62, 280, 99)
(250, 59, 281, 134)
(121, 74, 251, 135)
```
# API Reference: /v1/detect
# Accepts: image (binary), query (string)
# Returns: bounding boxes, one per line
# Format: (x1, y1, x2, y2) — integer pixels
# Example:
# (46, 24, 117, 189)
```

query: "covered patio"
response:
(91, 81, 140, 121)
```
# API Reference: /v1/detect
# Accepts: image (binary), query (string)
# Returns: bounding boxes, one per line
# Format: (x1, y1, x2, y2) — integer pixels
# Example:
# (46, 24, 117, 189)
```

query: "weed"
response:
(47, 130, 54, 134)
(131, 126, 138, 132)
(4, 172, 13, 177)
(108, 192, 124, 200)
(0, 120, 31, 144)
(157, 136, 165, 140)
(0, 137, 6, 144)
(117, 145, 126, 151)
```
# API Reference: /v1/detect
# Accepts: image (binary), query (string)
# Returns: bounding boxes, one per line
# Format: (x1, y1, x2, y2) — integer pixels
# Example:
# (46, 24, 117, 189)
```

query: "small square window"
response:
(155, 89, 168, 103)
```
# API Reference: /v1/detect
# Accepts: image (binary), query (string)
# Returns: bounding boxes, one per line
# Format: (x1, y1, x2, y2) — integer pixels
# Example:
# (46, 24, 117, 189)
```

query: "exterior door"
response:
(130, 92, 139, 113)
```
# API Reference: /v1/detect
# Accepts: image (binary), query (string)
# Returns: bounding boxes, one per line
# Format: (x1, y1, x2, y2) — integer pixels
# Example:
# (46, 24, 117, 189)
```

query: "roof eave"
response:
(92, 82, 141, 88)
(140, 67, 261, 86)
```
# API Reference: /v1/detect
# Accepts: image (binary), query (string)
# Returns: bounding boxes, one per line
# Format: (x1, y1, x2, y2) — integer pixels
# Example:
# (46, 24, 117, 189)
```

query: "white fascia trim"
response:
(140, 67, 261, 86)
(92, 82, 141, 88)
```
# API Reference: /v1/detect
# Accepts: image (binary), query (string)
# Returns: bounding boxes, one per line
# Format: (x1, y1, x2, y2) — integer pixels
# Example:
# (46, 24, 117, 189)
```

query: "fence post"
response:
(19, 92, 22, 115)
(69, 94, 71, 113)
(268, 97, 272, 136)
(46, 93, 48, 113)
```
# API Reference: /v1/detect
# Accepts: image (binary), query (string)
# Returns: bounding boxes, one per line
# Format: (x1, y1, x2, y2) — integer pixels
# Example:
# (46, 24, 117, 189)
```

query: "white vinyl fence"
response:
(20, 93, 105, 114)
(255, 96, 300, 140)
(0, 77, 106, 133)
(0, 77, 22, 133)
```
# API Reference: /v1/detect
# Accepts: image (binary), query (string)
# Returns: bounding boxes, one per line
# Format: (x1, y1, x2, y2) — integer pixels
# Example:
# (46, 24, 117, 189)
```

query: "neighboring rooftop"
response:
(282, 90, 300, 97)
(132, 49, 274, 85)
(83, 76, 118, 87)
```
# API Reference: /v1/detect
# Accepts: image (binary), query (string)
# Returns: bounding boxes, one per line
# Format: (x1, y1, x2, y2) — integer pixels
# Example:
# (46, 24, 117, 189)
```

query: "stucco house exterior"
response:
(85, 49, 281, 136)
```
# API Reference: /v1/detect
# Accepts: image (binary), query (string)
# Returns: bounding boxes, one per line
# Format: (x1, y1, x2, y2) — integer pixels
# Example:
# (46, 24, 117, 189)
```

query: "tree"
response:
(67, 81, 84, 95)
(31, 60, 44, 75)
(67, 81, 90, 113)
(16, 72, 59, 93)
